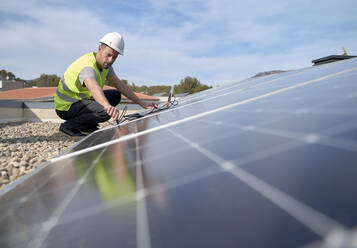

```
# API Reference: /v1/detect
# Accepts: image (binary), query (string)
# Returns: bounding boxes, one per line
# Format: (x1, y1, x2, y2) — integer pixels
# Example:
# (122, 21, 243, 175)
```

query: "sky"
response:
(1, 0, 357, 86)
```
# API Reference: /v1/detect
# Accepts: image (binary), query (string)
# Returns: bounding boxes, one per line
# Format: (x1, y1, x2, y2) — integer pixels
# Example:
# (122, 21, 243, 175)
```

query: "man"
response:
(54, 32, 154, 136)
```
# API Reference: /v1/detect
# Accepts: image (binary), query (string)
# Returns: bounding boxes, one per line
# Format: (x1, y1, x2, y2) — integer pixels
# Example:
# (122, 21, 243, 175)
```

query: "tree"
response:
(0, 69, 16, 80)
(106, 78, 128, 87)
(147, 85, 171, 96)
(32, 74, 61, 87)
(0, 69, 26, 82)
(174, 76, 212, 95)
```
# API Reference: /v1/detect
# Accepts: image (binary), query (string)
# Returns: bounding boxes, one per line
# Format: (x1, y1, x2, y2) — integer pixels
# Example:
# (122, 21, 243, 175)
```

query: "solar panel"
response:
(1, 58, 357, 248)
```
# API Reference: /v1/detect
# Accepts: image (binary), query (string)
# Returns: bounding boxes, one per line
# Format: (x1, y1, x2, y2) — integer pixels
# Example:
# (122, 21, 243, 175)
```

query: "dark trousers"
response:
(56, 90, 121, 130)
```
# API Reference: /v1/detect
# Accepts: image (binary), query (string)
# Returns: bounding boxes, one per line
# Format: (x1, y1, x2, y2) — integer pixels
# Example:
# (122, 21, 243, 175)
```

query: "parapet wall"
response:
(0, 100, 62, 123)
(0, 100, 140, 123)
(0, 100, 24, 123)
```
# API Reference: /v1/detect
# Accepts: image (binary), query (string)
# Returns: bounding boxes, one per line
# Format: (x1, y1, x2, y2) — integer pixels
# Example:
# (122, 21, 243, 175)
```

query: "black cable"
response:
(109, 97, 179, 126)
(117, 105, 127, 124)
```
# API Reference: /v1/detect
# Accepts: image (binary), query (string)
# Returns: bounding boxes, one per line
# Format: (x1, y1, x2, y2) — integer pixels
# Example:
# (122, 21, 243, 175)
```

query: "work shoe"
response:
(59, 123, 86, 137)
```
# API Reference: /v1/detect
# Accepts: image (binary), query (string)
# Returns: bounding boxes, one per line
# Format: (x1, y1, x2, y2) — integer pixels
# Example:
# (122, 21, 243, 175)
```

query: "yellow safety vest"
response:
(54, 52, 109, 111)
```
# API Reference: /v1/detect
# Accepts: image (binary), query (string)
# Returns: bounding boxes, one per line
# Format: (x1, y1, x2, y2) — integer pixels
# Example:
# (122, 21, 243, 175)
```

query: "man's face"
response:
(97, 45, 119, 69)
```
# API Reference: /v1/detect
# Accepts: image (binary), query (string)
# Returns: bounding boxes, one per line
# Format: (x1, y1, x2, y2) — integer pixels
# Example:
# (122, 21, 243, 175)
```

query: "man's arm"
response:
(84, 78, 120, 120)
(108, 75, 155, 109)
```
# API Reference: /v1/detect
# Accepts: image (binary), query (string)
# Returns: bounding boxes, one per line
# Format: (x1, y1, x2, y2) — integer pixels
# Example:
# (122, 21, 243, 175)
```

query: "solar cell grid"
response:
(1, 58, 357, 248)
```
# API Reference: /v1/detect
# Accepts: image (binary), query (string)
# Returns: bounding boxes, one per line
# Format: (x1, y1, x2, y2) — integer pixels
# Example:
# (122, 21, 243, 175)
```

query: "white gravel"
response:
(0, 121, 86, 190)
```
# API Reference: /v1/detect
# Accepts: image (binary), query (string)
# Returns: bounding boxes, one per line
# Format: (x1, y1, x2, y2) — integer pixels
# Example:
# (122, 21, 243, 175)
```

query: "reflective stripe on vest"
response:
(56, 89, 78, 103)
(61, 77, 71, 92)
(56, 89, 89, 103)
(60, 78, 88, 99)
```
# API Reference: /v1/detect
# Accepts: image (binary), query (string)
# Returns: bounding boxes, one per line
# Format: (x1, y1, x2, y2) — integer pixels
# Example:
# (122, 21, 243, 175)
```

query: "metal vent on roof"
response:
(312, 55, 357, 66)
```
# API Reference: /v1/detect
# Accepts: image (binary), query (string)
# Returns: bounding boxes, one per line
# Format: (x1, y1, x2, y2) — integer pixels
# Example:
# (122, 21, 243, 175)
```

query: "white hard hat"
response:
(99, 32, 125, 55)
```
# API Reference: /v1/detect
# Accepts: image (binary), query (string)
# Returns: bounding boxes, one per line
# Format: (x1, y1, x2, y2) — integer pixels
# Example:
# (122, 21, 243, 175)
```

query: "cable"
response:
(106, 106, 127, 126)
(117, 105, 127, 124)
(121, 96, 179, 123)
(107, 97, 179, 127)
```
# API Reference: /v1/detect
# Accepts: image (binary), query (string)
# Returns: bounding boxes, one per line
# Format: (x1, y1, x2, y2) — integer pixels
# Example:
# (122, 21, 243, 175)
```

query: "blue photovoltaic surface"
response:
(1, 58, 357, 248)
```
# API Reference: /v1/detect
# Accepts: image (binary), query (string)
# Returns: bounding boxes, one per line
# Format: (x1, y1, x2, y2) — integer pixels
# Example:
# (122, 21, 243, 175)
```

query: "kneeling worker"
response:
(54, 32, 154, 136)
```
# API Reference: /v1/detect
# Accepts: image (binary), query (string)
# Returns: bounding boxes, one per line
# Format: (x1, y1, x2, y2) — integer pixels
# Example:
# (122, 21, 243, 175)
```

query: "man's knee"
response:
(104, 90, 121, 106)
(55, 109, 68, 120)
(110, 90, 121, 106)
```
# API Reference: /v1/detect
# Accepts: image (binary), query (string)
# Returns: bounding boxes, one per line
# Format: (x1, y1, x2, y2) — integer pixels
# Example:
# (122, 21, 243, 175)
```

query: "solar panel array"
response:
(1, 58, 357, 248)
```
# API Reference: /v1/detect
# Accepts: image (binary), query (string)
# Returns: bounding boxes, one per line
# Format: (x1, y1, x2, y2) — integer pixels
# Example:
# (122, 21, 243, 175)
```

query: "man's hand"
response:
(141, 102, 158, 109)
(104, 105, 120, 120)
(109, 75, 160, 111)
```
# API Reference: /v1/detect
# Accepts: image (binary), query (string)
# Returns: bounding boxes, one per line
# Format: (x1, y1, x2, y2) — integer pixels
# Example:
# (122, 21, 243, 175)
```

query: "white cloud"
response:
(0, 1, 108, 79)
(0, 0, 356, 85)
